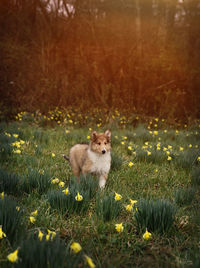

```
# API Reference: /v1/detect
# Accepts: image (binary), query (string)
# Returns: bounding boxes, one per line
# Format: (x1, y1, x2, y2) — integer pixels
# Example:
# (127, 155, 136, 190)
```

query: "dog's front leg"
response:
(99, 174, 107, 189)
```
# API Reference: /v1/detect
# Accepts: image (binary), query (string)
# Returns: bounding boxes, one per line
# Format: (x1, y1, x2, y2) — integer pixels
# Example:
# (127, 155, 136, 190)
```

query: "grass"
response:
(0, 110, 199, 267)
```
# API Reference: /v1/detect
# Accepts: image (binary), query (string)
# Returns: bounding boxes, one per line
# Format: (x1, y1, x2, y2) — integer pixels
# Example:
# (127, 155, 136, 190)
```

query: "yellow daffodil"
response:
(125, 204, 133, 212)
(29, 216, 36, 224)
(38, 230, 44, 241)
(143, 228, 152, 240)
(46, 229, 56, 240)
(87, 135, 90, 139)
(13, 149, 21, 154)
(153, 131, 158, 135)
(62, 187, 69, 195)
(197, 156, 200, 161)
(121, 141, 125, 145)
(0, 226, 6, 239)
(13, 134, 19, 138)
(167, 156, 172, 161)
(146, 151, 151, 156)
(51, 153, 55, 157)
(59, 181, 65, 188)
(51, 178, 59, 184)
(189, 144, 192, 148)
(65, 130, 70, 134)
(0, 192, 4, 199)
(154, 168, 158, 173)
(85, 255, 96, 268)
(130, 199, 137, 205)
(16, 206, 20, 211)
(128, 146, 132, 150)
(31, 210, 38, 216)
(115, 223, 124, 233)
(39, 169, 44, 175)
(70, 242, 82, 253)
(128, 161, 134, 167)
(75, 192, 83, 202)
(7, 249, 19, 263)
(179, 147, 184, 151)
(5, 132, 11, 137)
(20, 140, 25, 145)
(115, 192, 122, 201)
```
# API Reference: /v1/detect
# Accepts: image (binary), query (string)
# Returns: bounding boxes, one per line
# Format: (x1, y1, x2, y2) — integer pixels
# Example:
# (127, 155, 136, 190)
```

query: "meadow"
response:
(0, 108, 200, 268)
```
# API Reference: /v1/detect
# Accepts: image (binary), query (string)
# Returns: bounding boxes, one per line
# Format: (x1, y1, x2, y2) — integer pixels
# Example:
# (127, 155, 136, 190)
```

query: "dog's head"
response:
(90, 130, 111, 154)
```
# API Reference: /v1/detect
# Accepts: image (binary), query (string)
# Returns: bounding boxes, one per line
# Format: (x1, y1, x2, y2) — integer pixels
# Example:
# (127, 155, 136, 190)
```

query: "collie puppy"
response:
(64, 130, 111, 189)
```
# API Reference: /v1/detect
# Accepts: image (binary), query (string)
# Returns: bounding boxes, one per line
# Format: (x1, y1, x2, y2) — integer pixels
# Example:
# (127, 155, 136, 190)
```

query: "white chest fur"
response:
(87, 149, 111, 175)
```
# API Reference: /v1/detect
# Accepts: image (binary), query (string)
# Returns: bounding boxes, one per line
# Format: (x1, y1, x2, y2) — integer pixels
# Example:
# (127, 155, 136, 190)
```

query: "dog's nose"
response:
(102, 149, 106, 154)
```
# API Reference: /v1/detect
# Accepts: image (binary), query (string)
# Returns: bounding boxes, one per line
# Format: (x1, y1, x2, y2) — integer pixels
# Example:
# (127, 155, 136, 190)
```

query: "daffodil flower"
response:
(128, 161, 134, 167)
(46, 229, 56, 241)
(31, 210, 38, 216)
(0, 226, 6, 239)
(143, 228, 152, 240)
(75, 192, 83, 202)
(114, 192, 122, 201)
(13, 149, 21, 154)
(125, 204, 133, 212)
(59, 181, 65, 188)
(13, 134, 19, 138)
(167, 156, 172, 161)
(51, 178, 59, 184)
(115, 223, 124, 233)
(146, 151, 151, 156)
(70, 242, 82, 253)
(197, 156, 200, 162)
(29, 216, 36, 224)
(130, 199, 137, 205)
(85, 255, 96, 268)
(62, 187, 69, 195)
(7, 249, 19, 263)
(51, 153, 55, 157)
(38, 230, 44, 241)
(0, 192, 4, 199)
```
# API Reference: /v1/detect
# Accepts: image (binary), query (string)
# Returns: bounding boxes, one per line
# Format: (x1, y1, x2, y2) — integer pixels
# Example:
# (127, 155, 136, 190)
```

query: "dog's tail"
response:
(63, 154, 70, 161)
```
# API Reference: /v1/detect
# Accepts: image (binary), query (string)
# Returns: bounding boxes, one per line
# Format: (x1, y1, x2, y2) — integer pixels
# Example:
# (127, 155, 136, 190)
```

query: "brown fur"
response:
(66, 130, 111, 188)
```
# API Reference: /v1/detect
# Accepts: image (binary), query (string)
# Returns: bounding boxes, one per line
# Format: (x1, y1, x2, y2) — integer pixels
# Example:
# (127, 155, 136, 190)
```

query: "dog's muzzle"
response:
(102, 149, 106, 154)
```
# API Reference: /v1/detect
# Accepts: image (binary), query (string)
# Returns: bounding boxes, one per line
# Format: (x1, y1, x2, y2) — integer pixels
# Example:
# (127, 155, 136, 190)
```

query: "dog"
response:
(64, 130, 111, 189)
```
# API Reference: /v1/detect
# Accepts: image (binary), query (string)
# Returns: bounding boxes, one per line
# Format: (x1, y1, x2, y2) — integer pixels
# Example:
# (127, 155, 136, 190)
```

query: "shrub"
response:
(15, 234, 83, 268)
(69, 175, 99, 199)
(136, 148, 166, 164)
(135, 199, 176, 234)
(0, 133, 13, 161)
(22, 169, 51, 194)
(174, 187, 195, 206)
(0, 169, 20, 195)
(96, 192, 122, 222)
(175, 151, 197, 170)
(33, 129, 49, 145)
(191, 168, 200, 186)
(111, 152, 123, 171)
(0, 196, 24, 244)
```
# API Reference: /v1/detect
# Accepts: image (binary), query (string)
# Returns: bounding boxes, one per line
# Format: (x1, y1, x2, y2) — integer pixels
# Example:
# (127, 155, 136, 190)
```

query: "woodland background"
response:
(0, 0, 200, 119)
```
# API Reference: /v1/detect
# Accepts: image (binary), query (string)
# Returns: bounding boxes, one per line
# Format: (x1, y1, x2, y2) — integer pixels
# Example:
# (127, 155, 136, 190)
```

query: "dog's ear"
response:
(91, 131, 98, 141)
(105, 130, 111, 141)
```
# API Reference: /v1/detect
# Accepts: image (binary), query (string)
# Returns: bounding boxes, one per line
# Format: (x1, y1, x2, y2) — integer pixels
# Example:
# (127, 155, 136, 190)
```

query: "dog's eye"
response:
(98, 142, 101, 145)
(104, 142, 107, 145)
